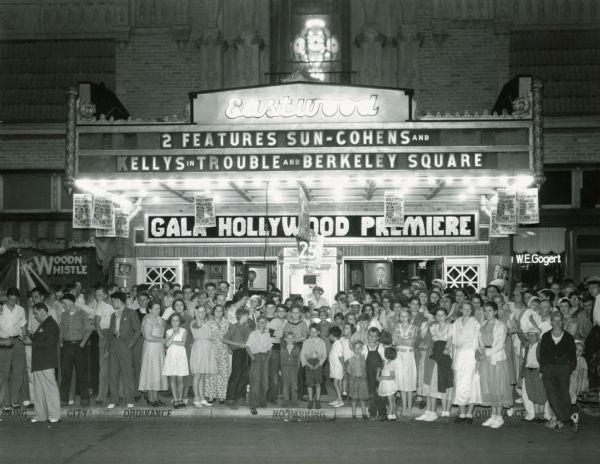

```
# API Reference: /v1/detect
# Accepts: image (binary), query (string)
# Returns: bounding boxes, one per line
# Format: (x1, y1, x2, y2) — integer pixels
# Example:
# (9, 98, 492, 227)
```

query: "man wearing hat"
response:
(307, 286, 328, 310)
(59, 293, 92, 407)
(107, 291, 141, 409)
(584, 276, 600, 388)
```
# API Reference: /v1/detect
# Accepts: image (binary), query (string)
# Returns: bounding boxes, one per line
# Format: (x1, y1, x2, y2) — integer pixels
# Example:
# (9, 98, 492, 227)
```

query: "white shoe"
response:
(415, 412, 430, 421)
(30, 418, 40, 423)
(23, 400, 31, 407)
(126, 403, 134, 408)
(328, 400, 338, 406)
(482, 416, 496, 427)
(489, 417, 504, 429)
(107, 403, 116, 409)
(332, 400, 344, 408)
(68, 400, 75, 405)
(423, 412, 439, 422)
(49, 418, 60, 423)
(200, 400, 212, 407)
(506, 408, 514, 417)
(193, 400, 203, 408)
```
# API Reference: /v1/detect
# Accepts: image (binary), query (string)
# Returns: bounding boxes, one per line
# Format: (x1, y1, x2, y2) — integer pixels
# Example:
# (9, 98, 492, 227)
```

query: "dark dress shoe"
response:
(453, 416, 465, 424)
(80, 400, 90, 408)
(465, 417, 473, 424)
(250, 408, 258, 415)
(156, 400, 166, 406)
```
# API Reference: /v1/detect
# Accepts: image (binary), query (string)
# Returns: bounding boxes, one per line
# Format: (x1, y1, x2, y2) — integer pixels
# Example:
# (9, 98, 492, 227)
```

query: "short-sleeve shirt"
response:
(246, 330, 272, 354)
(93, 301, 115, 330)
(225, 322, 251, 347)
(0, 304, 27, 337)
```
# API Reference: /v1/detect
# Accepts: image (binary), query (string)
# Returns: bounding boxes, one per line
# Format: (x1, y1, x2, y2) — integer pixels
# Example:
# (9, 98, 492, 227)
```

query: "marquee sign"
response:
(145, 213, 479, 242)
(116, 152, 495, 173)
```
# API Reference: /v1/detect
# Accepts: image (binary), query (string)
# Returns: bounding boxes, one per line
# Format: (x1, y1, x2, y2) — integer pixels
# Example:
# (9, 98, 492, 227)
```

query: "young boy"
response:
(223, 308, 252, 410)
(300, 323, 327, 409)
(246, 315, 272, 415)
(352, 313, 370, 345)
(345, 340, 369, 419)
(328, 325, 344, 408)
(280, 331, 301, 407)
(363, 327, 387, 419)
(570, 340, 589, 405)
(266, 304, 288, 404)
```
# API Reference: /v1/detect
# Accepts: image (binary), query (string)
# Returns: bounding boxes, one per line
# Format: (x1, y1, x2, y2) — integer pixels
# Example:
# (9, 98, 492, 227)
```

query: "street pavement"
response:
(1, 413, 598, 464)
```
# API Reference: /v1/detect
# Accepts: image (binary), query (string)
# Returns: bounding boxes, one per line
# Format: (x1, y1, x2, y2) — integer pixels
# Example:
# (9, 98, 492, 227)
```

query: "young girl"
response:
(345, 340, 369, 419)
(189, 307, 217, 408)
(300, 323, 327, 409)
(393, 309, 417, 416)
(163, 313, 189, 408)
(377, 347, 398, 421)
(328, 325, 345, 408)
(340, 322, 355, 399)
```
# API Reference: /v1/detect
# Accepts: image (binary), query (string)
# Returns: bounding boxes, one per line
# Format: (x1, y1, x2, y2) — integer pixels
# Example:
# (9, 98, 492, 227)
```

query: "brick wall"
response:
(417, 23, 509, 113)
(544, 128, 600, 165)
(115, 31, 203, 119)
(0, 135, 64, 170)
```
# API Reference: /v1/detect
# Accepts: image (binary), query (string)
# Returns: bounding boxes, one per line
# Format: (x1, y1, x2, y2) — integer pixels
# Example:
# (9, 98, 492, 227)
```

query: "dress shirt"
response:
(246, 329, 272, 354)
(60, 308, 92, 341)
(93, 300, 115, 330)
(0, 304, 27, 337)
(300, 336, 327, 367)
(114, 309, 123, 334)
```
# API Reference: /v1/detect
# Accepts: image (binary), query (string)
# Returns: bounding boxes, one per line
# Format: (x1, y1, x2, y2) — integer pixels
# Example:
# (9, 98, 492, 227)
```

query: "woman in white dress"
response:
(189, 307, 217, 407)
(163, 313, 189, 408)
(445, 301, 481, 424)
(138, 301, 168, 406)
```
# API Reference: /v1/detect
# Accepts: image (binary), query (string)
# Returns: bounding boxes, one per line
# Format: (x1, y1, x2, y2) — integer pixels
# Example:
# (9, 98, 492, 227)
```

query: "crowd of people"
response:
(1, 274, 598, 431)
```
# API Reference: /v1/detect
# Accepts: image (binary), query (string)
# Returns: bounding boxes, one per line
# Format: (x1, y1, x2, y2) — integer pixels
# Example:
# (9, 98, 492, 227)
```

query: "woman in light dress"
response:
(138, 300, 168, 406)
(189, 307, 217, 407)
(392, 309, 417, 416)
(163, 313, 189, 408)
(445, 301, 481, 423)
(206, 305, 231, 404)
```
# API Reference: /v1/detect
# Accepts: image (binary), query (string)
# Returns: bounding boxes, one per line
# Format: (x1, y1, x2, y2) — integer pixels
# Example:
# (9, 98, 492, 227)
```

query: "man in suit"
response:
(25, 303, 60, 423)
(584, 276, 600, 388)
(107, 291, 140, 409)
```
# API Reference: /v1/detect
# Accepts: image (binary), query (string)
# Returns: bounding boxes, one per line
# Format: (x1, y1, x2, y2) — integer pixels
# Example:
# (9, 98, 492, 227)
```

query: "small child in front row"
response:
(300, 323, 327, 409)
(570, 340, 589, 405)
(344, 340, 369, 419)
(377, 347, 398, 421)
(328, 326, 345, 408)
(280, 331, 301, 407)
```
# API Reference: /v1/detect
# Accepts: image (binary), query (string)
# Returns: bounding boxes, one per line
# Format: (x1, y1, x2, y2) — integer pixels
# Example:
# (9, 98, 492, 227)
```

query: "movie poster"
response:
(91, 197, 115, 230)
(194, 195, 216, 230)
(496, 188, 517, 226)
(490, 207, 516, 237)
(115, 209, 130, 238)
(517, 188, 540, 224)
(72, 194, 93, 229)
(384, 192, 404, 227)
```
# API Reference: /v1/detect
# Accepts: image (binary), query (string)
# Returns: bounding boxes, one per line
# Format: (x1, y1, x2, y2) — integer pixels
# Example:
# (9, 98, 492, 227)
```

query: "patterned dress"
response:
(138, 315, 168, 391)
(206, 318, 230, 400)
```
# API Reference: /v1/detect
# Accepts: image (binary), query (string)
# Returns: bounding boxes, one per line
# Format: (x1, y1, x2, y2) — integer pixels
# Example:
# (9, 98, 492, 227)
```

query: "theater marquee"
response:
(144, 213, 479, 242)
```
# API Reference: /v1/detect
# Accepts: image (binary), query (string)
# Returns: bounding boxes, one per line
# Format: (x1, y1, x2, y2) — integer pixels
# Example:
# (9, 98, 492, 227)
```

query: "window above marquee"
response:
(268, 0, 352, 84)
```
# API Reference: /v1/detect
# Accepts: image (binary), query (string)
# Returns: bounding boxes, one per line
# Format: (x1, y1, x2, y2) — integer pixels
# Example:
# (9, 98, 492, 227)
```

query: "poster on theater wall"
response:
(490, 207, 516, 237)
(496, 188, 517, 226)
(384, 192, 405, 227)
(194, 195, 216, 230)
(91, 196, 115, 230)
(517, 188, 540, 224)
(115, 209, 130, 238)
(72, 193, 93, 229)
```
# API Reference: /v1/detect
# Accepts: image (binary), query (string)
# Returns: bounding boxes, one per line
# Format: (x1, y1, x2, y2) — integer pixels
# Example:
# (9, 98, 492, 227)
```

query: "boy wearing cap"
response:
(59, 293, 92, 407)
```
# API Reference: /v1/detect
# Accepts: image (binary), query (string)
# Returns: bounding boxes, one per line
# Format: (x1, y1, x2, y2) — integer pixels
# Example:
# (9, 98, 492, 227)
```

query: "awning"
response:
(513, 227, 565, 254)
(0, 220, 95, 251)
